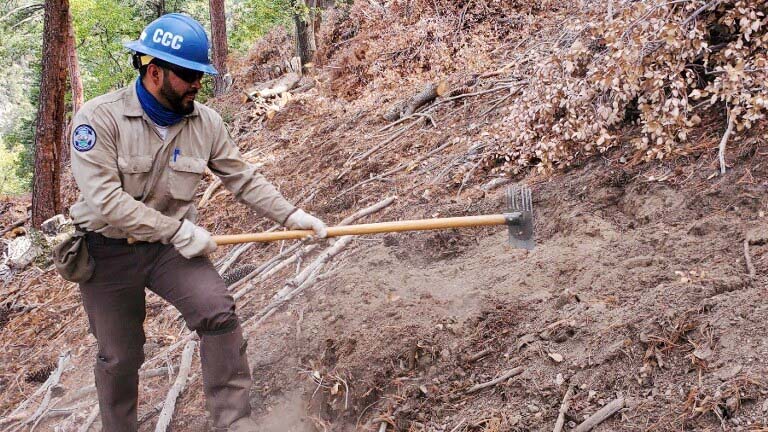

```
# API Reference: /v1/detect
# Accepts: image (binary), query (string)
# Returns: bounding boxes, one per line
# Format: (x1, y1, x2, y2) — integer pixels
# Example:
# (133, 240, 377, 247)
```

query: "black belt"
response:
(84, 231, 148, 246)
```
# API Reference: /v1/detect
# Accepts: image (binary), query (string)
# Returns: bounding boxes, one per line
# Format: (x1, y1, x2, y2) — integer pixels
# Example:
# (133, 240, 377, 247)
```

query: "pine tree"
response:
(32, 0, 68, 227)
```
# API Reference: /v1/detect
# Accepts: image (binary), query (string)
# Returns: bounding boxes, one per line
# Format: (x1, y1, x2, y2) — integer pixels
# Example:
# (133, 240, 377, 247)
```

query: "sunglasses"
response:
(162, 63, 204, 84)
(135, 54, 205, 84)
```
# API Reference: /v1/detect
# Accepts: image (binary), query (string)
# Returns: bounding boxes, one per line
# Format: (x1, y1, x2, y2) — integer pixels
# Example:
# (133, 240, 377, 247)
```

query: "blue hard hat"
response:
(124, 13, 218, 75)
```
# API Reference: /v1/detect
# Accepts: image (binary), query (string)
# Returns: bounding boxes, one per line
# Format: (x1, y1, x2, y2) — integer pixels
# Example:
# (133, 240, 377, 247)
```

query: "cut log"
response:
(246, 72, 301, 100)
(383, 81, 448, 122)
(401, 83, 437, 117)
(383, 100, 407, 122)
(265, 73, 301, 97)
(293, 76, 317, 93)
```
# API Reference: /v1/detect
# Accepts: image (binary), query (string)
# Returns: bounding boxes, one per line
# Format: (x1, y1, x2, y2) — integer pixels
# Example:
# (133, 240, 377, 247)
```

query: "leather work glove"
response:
(285, 209, 328, 238)
(171, 220, 218, 259)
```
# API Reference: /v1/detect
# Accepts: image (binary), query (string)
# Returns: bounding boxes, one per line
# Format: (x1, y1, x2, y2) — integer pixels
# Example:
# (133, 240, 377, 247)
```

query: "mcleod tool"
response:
(213, 185, 535, 250)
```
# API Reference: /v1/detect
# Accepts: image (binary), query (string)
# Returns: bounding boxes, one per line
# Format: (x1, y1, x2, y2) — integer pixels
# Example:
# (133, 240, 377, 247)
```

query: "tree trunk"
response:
(62, 6, 82, 166)
(66, 8, 83, 114)
(293, 0, 316, 67)
(32, 0, 68, 228)
(209, 0, 229, 96)
(152, 0, 165, 18)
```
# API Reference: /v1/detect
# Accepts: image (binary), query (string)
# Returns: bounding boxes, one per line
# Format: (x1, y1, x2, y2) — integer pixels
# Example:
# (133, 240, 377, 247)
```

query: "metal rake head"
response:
(505, 184, 535, 250)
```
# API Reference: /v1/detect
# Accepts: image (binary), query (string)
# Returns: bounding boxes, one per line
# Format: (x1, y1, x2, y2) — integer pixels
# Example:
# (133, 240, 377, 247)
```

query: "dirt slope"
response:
(233, 157, 768, 432)
(2, 1, 768, 431)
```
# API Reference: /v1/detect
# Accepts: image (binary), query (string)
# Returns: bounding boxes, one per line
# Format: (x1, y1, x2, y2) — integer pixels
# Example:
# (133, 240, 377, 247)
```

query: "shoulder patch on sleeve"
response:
(73, 124, 97, 152)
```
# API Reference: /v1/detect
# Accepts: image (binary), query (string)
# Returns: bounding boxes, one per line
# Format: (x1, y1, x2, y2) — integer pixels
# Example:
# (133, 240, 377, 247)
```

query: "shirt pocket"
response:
(169, 155, 207, 201)
(117, 155, 153, 199)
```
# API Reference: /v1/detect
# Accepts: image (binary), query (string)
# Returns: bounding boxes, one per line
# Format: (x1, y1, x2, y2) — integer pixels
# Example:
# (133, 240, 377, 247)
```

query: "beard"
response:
(160, 75, 196, 114)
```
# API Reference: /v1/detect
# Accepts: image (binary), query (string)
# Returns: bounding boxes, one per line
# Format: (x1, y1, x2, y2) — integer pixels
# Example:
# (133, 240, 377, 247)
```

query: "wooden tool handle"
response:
(212, 214, 511, 245)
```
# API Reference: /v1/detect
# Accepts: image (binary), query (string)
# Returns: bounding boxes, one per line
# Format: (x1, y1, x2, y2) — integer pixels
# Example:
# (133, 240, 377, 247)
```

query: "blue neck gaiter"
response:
(135, 78, 184, 127)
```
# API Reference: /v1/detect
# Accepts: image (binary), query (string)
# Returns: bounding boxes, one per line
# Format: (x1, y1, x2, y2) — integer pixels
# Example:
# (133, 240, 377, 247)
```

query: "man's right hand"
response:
(171, 220, 217, 259)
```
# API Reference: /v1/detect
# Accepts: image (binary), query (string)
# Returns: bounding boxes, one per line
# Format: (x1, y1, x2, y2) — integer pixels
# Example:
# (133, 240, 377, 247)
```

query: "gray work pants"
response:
(78, 232, 250, 431)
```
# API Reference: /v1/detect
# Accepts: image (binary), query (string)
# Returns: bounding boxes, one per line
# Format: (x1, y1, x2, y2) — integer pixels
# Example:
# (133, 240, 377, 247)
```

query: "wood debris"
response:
(383, 81, 448, 122)
(242, 72, 302, 120)
(154, 340, 196, 432)
(574, 397, 626, 432)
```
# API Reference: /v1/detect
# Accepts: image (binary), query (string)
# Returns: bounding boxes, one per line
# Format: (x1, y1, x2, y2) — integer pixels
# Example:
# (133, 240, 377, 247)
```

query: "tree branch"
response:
(718, 109, 735, 174)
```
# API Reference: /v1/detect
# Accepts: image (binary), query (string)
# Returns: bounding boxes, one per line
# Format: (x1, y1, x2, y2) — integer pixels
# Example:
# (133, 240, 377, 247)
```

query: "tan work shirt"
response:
(69, 82, 296, 243)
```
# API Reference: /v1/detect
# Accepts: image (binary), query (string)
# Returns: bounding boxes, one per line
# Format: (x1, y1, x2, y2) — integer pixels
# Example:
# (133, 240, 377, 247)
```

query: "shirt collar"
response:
(123, 80, 199, 118)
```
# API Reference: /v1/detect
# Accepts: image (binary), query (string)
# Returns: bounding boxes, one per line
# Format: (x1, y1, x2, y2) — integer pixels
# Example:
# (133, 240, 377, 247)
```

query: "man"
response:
(69, 13, 327, 431)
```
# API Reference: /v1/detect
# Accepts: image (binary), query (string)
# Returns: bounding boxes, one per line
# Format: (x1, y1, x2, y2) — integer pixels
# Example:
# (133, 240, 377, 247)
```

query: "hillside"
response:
(2, 1, 768, 431)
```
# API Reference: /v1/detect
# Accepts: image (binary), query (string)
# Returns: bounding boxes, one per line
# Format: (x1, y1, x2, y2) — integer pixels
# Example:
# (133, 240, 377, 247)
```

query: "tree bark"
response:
(158, 0, 165, 18)
(66, 8, 83, 115)
(61, 6, 82, 166)
(293, 0, 316, 67)
(209, 0, 229, 96)
(32, 0, 68, 228)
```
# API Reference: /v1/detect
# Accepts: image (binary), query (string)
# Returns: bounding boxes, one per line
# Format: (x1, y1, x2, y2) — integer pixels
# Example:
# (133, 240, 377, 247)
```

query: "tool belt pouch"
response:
(52, 230, 95, 283)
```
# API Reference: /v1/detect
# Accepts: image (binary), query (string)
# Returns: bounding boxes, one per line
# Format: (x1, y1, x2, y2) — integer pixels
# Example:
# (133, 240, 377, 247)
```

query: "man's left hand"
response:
(285, 209, 328, 238)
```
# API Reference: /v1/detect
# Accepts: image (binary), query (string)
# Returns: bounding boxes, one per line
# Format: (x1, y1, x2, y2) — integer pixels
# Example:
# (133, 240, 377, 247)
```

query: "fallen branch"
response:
(403, 82, 448, 117)
(378, 103, 440, 134)
(352, 124, 413, 164)
(40, 368, 167, 430)
(0, 350, 72, 428)
(216, 242, 253, 274)
(226, 241, 301, 295)
(55, 367, 170, 407)
(77, 404, 99, 432)
(333, 139, 453, 200)
(231, 196, 396, 298)
(138, 401, 166, 426)
(607, 0, 614, 21)
(574, 397, 625, 432)
(334, 124, 415, 182)
(382, 100, 407, 122)
(245, 72, 301, 99)
(383, 81, 448, 122)
(464, 366, 523, 395)
(0, 218, 28, 237)
(23, 351, 72, 428)
(466, 348, 494, 363)
(154, 340, 196, 432)
(682, 0, 721, 26)
(718, 109, 735, 174)
(553, 385, 575, 432)
(244, 267, 337, 332)
(0, 3, 44, 24)
(250, 236, 351, 324)
(216, 224, 280, 274)
(481, 177, 512, 191)
(456, 161, 481, 198)
(480, 63, 515, 79)
(479, 84, 524, 118)
(293, 76, 316, 93)
(744, 239, 756, 278)
(449, 418, 466, 432)
(198, 178, 222, 208)
(441, 82, 526, 103)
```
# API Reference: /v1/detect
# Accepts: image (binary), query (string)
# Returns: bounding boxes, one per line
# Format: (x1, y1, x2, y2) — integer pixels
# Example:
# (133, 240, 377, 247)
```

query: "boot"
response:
(200, 324, 259, 431)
